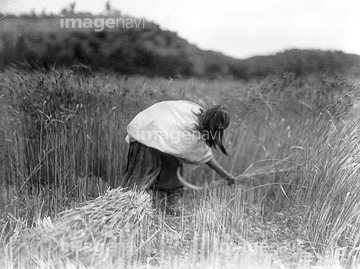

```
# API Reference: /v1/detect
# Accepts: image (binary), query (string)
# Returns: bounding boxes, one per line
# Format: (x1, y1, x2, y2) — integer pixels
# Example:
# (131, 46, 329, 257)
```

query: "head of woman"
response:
(198, 105, 230, 155)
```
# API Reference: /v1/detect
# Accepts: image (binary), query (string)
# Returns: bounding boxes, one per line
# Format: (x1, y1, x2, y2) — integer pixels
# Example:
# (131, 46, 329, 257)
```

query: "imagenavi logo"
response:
(60, 16, 145, 32)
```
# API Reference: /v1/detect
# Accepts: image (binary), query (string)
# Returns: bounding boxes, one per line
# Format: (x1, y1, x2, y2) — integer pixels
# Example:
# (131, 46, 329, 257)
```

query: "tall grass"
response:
(1, 68, 360, 267)
(1, 69, 164, 219)
(301, 119, 360, 266)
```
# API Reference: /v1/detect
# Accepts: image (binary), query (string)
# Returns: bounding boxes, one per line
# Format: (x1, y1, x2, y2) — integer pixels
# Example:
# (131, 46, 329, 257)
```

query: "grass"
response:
(1, 68, 360, 268)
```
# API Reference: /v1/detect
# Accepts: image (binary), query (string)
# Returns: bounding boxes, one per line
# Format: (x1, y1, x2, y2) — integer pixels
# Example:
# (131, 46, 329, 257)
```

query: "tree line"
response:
(1, 14, 360, 79)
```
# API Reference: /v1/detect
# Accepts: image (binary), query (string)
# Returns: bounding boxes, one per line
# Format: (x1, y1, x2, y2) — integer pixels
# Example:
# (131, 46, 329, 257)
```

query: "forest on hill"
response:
(1, 9, 360, 79)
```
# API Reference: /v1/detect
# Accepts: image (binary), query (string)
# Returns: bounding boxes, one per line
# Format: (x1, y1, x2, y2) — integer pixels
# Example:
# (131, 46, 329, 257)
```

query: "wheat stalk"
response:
(178, 156, 296, 190)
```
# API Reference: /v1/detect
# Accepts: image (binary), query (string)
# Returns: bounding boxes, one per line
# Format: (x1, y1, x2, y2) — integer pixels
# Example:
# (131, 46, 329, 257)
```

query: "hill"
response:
(241, 49, 360, 79)
(1, 15, 360, 79)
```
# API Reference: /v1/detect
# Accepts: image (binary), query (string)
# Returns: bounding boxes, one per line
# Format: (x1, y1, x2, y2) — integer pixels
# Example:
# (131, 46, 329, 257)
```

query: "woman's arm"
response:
(206, 157, 236, 185)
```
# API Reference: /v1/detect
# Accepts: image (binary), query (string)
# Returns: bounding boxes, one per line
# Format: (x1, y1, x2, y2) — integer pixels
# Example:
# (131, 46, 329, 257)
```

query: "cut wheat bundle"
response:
(12, 188, 154, 268)
(234, 156, 297, 181)
(178, 155, 297, 190)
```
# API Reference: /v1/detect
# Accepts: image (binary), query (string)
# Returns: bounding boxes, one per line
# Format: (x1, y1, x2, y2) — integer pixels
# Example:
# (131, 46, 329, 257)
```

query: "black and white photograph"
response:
(1, 1, 360, 268)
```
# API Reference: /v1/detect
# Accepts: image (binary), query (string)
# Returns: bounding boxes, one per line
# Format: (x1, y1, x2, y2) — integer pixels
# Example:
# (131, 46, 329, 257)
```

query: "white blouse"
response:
(126, 100, 213, 164)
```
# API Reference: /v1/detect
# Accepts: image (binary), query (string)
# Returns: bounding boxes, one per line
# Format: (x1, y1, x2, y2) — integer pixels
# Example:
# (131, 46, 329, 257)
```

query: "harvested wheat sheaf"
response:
(179, 156, 296, 190)
(14, 188, 154, 267)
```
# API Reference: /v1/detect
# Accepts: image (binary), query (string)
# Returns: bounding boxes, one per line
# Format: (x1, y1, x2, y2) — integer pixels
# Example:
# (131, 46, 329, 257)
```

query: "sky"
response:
(2, 0, 360, 59)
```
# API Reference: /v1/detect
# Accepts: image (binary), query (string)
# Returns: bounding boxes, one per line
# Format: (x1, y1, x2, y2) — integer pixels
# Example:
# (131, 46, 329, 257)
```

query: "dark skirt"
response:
(120, 141, 184, 191)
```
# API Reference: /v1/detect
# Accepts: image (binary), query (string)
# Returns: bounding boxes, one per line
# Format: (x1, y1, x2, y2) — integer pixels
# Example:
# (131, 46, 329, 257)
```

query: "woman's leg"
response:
(165, 186, 184, 215)
(152, 152, 184, 215)
(151, 187, 184, 216)
(153, 152, 183, 190)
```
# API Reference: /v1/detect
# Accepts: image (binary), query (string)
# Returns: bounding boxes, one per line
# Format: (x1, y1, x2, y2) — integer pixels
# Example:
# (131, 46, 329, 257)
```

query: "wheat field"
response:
(1, 68, 360, 268)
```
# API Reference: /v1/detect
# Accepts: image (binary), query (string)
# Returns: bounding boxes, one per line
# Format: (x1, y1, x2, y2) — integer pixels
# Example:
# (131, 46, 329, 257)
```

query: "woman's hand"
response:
(206, 157, 236, 186)
(224, 174, 236, 185)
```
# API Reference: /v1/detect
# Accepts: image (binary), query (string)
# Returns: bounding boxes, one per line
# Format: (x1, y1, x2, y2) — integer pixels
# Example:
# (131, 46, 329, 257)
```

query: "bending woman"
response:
(120, 100, 236, 213)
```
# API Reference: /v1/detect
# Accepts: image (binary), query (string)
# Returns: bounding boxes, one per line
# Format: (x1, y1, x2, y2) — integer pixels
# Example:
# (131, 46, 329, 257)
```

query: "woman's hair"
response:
(197, 105, 230, 155)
